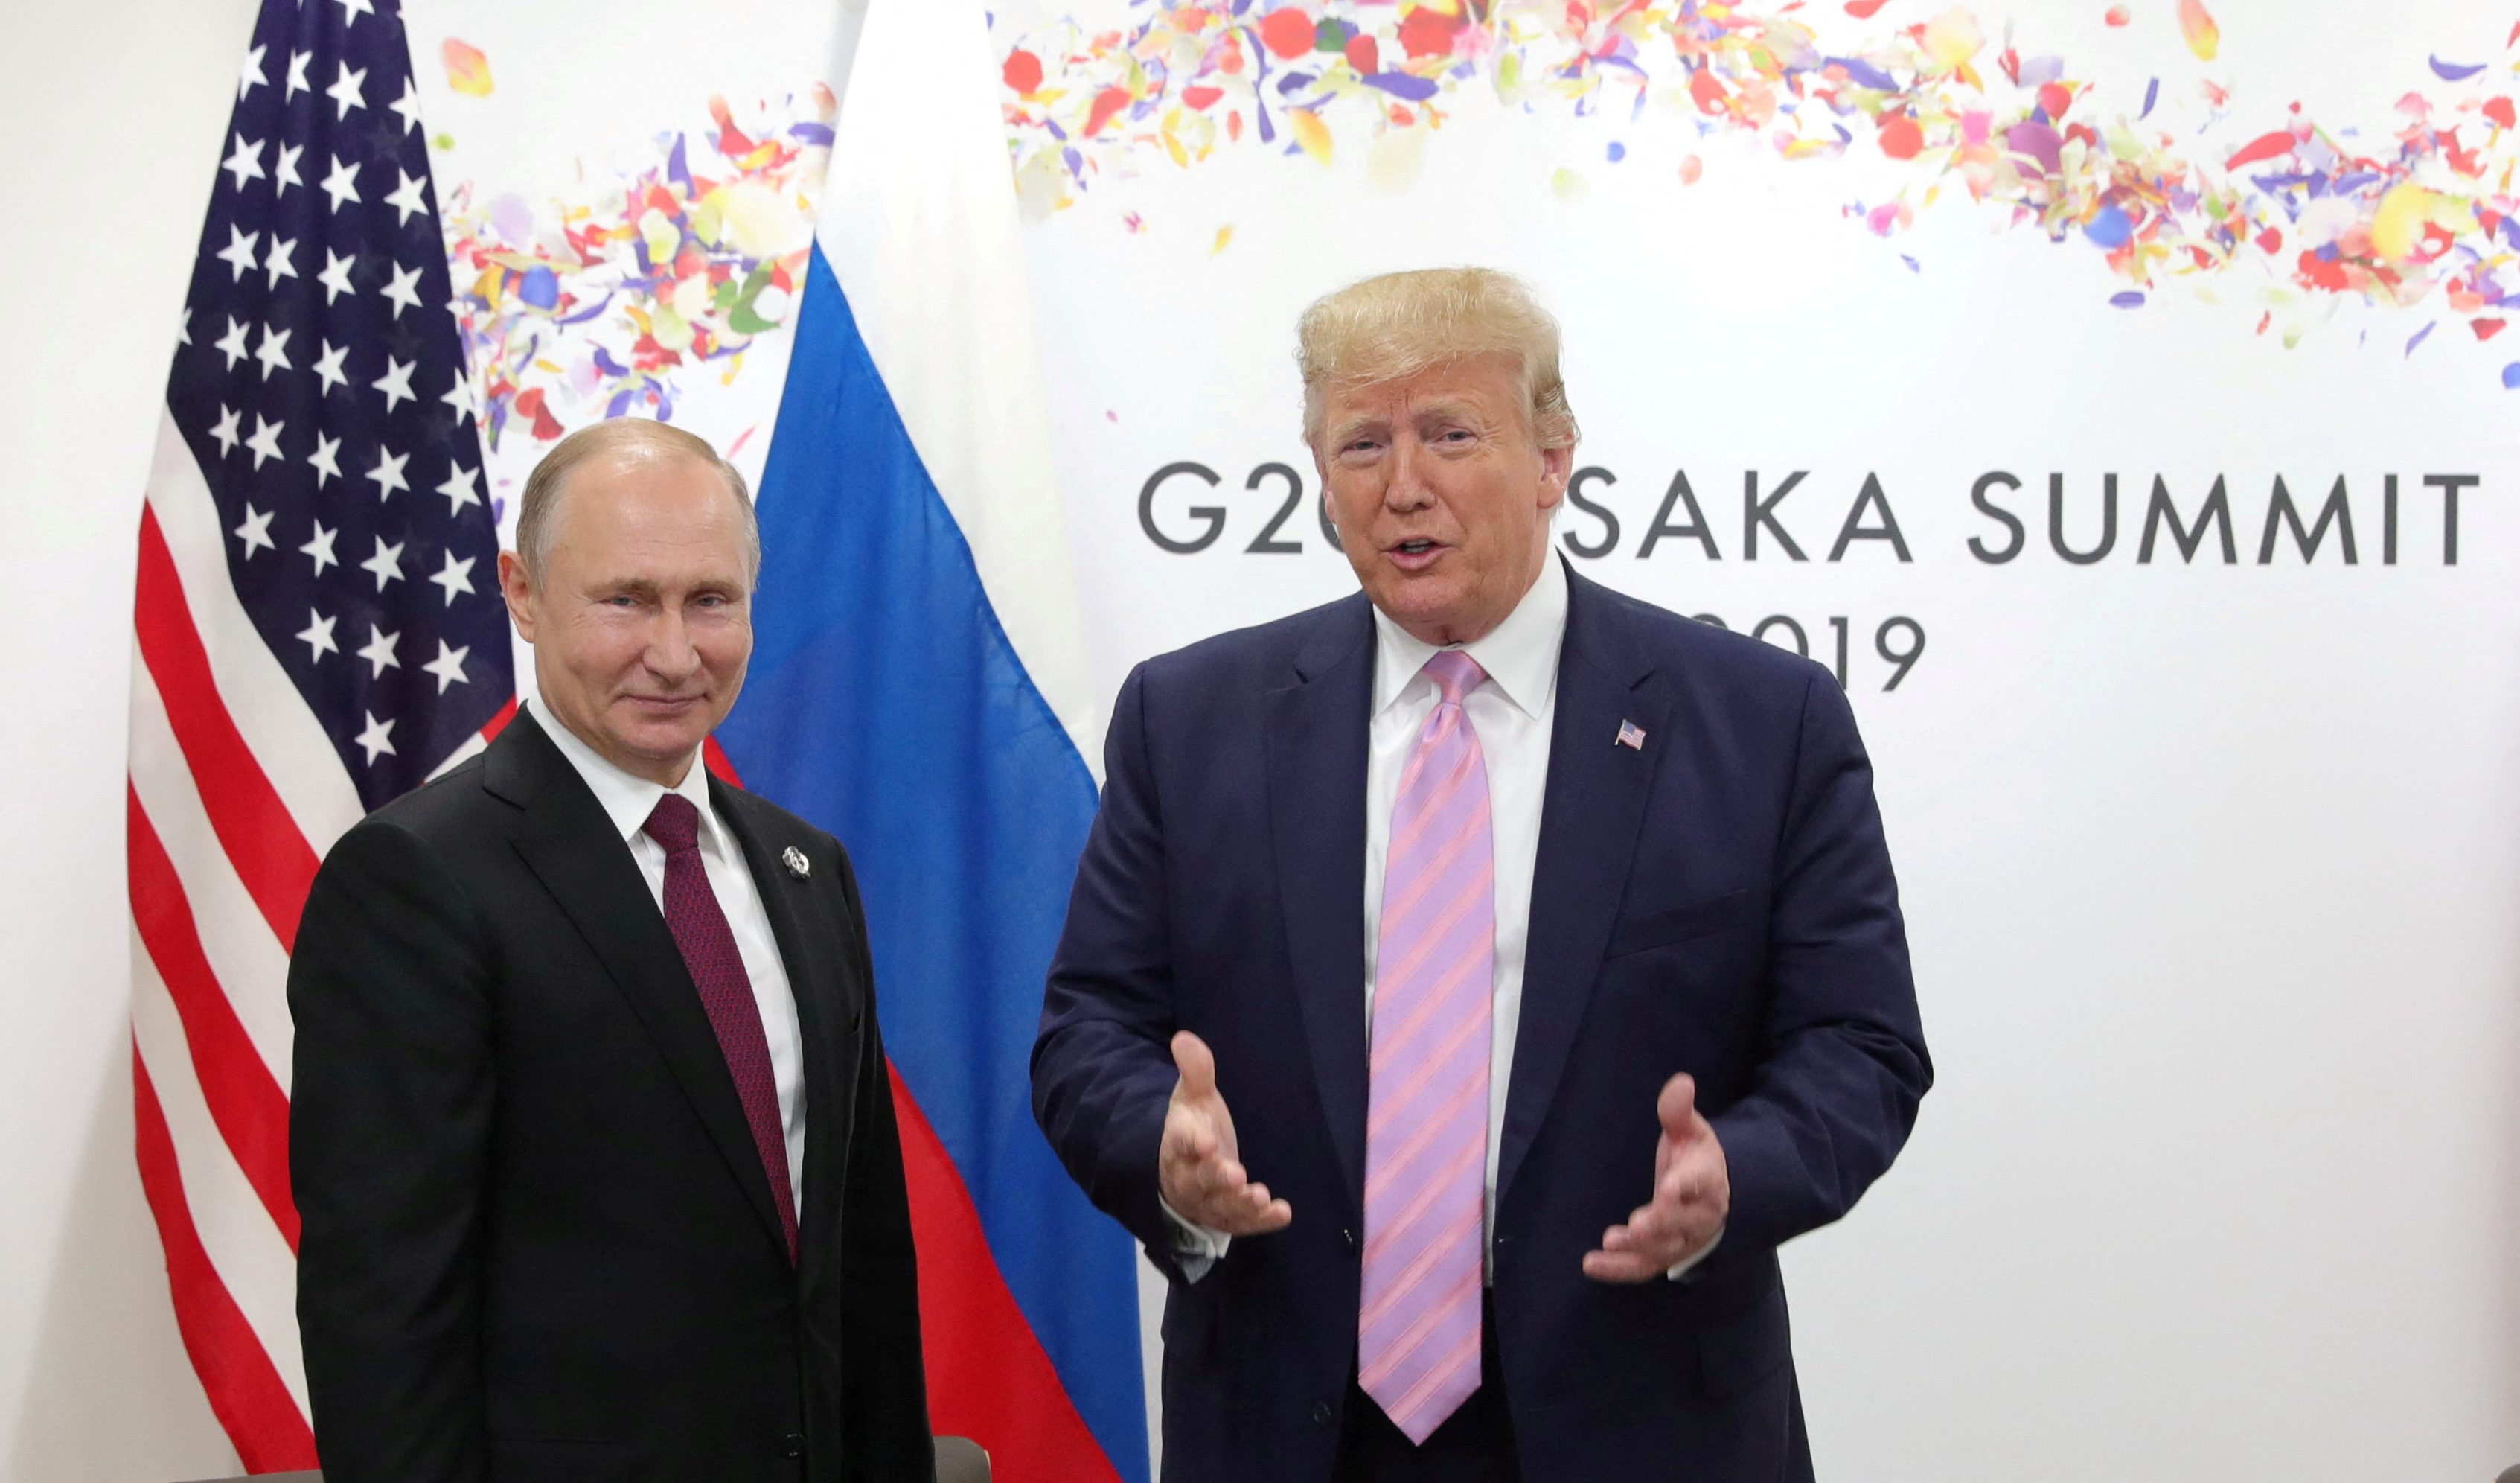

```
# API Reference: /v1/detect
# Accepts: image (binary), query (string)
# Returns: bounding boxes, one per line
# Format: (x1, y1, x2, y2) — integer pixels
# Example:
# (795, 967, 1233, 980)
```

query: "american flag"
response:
(127, 0, 511, 1467)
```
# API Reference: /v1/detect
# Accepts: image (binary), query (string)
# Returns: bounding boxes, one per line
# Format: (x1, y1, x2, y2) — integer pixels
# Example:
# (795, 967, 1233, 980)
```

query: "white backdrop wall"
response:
(1, 0, 262, 1479)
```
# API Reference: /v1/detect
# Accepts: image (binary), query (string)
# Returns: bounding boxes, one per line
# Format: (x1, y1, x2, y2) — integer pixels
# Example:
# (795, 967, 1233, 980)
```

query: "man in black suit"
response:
(289, 419, 931, 1483)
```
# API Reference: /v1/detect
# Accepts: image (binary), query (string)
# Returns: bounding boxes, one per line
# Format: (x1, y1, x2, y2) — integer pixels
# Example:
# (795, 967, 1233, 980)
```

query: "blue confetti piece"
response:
(2504, 363, 2520, 389)
(2429, 54, 2487, 81)
(2141, 77, 2159, 120)
(2084, 206, 2134, 249)
(2406, 322, 2436, 357)
(1900, 254, 1921, 273)
(1827, 55, 1901, 92)
(1607, 141, 1627, 162)
(518, 266, 559, 310)
(1363, 71, 1439, 101)
(2110, 291, 2146, 308)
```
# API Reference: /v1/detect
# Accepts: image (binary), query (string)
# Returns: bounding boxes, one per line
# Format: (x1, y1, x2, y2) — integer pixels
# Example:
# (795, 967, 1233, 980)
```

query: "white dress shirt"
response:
(1167, 560, 1717, 1283)
(531, 699, 809, 1202)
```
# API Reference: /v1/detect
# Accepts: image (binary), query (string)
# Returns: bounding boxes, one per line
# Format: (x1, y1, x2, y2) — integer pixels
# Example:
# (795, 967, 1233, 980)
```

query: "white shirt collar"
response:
(527, 696, 726, 853)
(1369, 553, 1570, 721)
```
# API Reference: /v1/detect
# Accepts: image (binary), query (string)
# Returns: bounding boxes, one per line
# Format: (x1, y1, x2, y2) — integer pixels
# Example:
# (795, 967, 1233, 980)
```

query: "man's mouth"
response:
(1387, 538, 1444, 570)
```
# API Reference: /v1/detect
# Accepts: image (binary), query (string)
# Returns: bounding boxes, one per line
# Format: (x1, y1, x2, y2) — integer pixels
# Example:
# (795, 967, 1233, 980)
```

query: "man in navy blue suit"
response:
(1033, 268, 1929, 1482)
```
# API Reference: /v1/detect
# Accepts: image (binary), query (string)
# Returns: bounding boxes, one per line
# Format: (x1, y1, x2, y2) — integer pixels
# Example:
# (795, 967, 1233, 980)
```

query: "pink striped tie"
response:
(1358, 649, 1494, 1444)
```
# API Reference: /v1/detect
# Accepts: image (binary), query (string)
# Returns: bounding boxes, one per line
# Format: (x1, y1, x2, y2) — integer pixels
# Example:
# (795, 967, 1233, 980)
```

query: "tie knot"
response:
(1422, 650, 1486, 708)
(643, 792, 702, 855)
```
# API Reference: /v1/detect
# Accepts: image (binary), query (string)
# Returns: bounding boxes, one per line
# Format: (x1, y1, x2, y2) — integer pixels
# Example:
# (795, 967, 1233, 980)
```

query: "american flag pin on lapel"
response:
(782, 846, 811, 879)
(1616, 720, 1646, 750)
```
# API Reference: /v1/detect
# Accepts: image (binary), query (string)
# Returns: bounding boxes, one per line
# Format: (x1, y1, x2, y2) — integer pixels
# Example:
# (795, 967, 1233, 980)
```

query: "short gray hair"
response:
(513, 418, 758, 582)
(1296, 267, 1581, 453)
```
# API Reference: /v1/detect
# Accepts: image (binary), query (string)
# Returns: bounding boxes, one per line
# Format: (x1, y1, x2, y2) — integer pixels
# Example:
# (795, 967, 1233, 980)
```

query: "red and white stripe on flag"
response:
(128, 0, 516, 1466)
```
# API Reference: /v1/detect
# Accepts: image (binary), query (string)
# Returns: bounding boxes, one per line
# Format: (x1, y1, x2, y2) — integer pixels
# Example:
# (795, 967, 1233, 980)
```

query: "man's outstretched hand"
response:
(1158, 1031, 1293, 1235)
(1583, 1073, 1727, 1282)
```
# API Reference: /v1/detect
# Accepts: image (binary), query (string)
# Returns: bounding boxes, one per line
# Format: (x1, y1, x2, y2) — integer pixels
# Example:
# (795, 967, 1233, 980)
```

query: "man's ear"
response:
(1535, 441, 1575, 511)
(498, 550, 539, 641)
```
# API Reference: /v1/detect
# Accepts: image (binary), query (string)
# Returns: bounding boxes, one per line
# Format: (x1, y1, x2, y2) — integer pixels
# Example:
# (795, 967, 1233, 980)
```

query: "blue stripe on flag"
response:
(716, 244, 1146, 1482)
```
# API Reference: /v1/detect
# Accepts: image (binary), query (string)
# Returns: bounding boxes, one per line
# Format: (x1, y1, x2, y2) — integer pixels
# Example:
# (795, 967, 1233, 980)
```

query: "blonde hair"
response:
(1295, 267, 1580, 453)
(514, 418, 758, 581)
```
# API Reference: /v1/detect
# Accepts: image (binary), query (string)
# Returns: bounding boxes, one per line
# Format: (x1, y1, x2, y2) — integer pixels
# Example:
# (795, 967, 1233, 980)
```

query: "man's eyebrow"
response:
(1327, 412, 1389, 444)
(592, 575, 662, 599)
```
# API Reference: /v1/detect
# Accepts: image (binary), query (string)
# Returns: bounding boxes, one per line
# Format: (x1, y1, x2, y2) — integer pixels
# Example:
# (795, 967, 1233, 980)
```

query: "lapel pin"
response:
(782, 845, 811, 879)
(1616, 720, 1646, 751)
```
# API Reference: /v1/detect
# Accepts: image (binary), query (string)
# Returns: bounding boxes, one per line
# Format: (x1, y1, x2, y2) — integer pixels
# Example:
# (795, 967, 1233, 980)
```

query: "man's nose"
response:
(645, 608, 703, 680)
(1384, 438, 1436, 511)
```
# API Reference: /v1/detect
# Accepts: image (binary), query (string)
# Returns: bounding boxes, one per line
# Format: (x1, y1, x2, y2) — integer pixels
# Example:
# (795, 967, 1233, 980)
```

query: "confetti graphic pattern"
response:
(998, 1, 2520, 387)
(438, 84, 837, 449)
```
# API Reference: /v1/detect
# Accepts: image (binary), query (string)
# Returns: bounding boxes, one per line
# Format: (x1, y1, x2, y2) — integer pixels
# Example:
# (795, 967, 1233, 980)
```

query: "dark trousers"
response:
(1333, 1292, 1518, 1483)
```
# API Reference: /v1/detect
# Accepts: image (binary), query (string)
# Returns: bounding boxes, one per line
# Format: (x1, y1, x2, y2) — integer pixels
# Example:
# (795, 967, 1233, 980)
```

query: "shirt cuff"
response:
(1666, 1225, 1723, 1281)
(1159, 1195, 1232, 1283)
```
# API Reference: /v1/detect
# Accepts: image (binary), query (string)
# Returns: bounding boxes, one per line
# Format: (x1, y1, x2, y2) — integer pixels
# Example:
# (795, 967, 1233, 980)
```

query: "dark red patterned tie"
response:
(644, 793, 797, 1263)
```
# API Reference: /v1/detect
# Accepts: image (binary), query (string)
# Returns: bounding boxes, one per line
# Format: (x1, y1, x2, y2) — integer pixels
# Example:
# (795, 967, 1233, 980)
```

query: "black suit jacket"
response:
(290, 710, 931, 1483)
(1034, 565, 1930, 1482)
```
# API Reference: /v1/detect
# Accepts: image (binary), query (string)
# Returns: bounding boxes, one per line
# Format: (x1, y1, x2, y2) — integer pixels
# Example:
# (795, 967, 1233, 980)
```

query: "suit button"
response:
(1311, 1400, 1334, 1429)
(779, 1432, 804, 1459)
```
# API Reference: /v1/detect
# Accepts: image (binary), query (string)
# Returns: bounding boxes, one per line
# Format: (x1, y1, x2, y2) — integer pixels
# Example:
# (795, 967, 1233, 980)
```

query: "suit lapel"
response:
(712, 779, 861, 1277)
(1497, 570, 1669, 1209)
(490, 713, 788, 1256)
(1264, 597, 1376, 1214)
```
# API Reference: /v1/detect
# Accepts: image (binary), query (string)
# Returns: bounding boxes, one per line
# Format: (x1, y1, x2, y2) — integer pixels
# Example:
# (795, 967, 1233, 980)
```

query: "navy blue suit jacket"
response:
(1033, 565, 1928, 1482)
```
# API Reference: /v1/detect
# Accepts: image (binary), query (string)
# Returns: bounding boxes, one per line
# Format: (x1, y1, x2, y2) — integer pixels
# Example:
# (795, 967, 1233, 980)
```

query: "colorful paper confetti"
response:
(998, 0, 2520, 389)
(438, 83, 836, 447)
(441, 37, 493, 98)
(2175, 0, 2220, 63)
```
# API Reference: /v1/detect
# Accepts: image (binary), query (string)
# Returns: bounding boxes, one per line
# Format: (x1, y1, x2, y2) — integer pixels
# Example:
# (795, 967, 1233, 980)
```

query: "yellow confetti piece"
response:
(1211, 225, 1235, 254)
(441, 37, 493, 98)
(1552, 167, 1589, 201)
(1921, 9, 1982, 74)
(1289, 107, 1332, 165)
(2370, 182, 2432, 261)
(2176, 0, 2219, 61)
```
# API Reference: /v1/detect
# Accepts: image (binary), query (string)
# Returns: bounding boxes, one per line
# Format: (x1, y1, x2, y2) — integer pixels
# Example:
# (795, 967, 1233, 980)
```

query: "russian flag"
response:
(711, 1, 1148, 1479)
